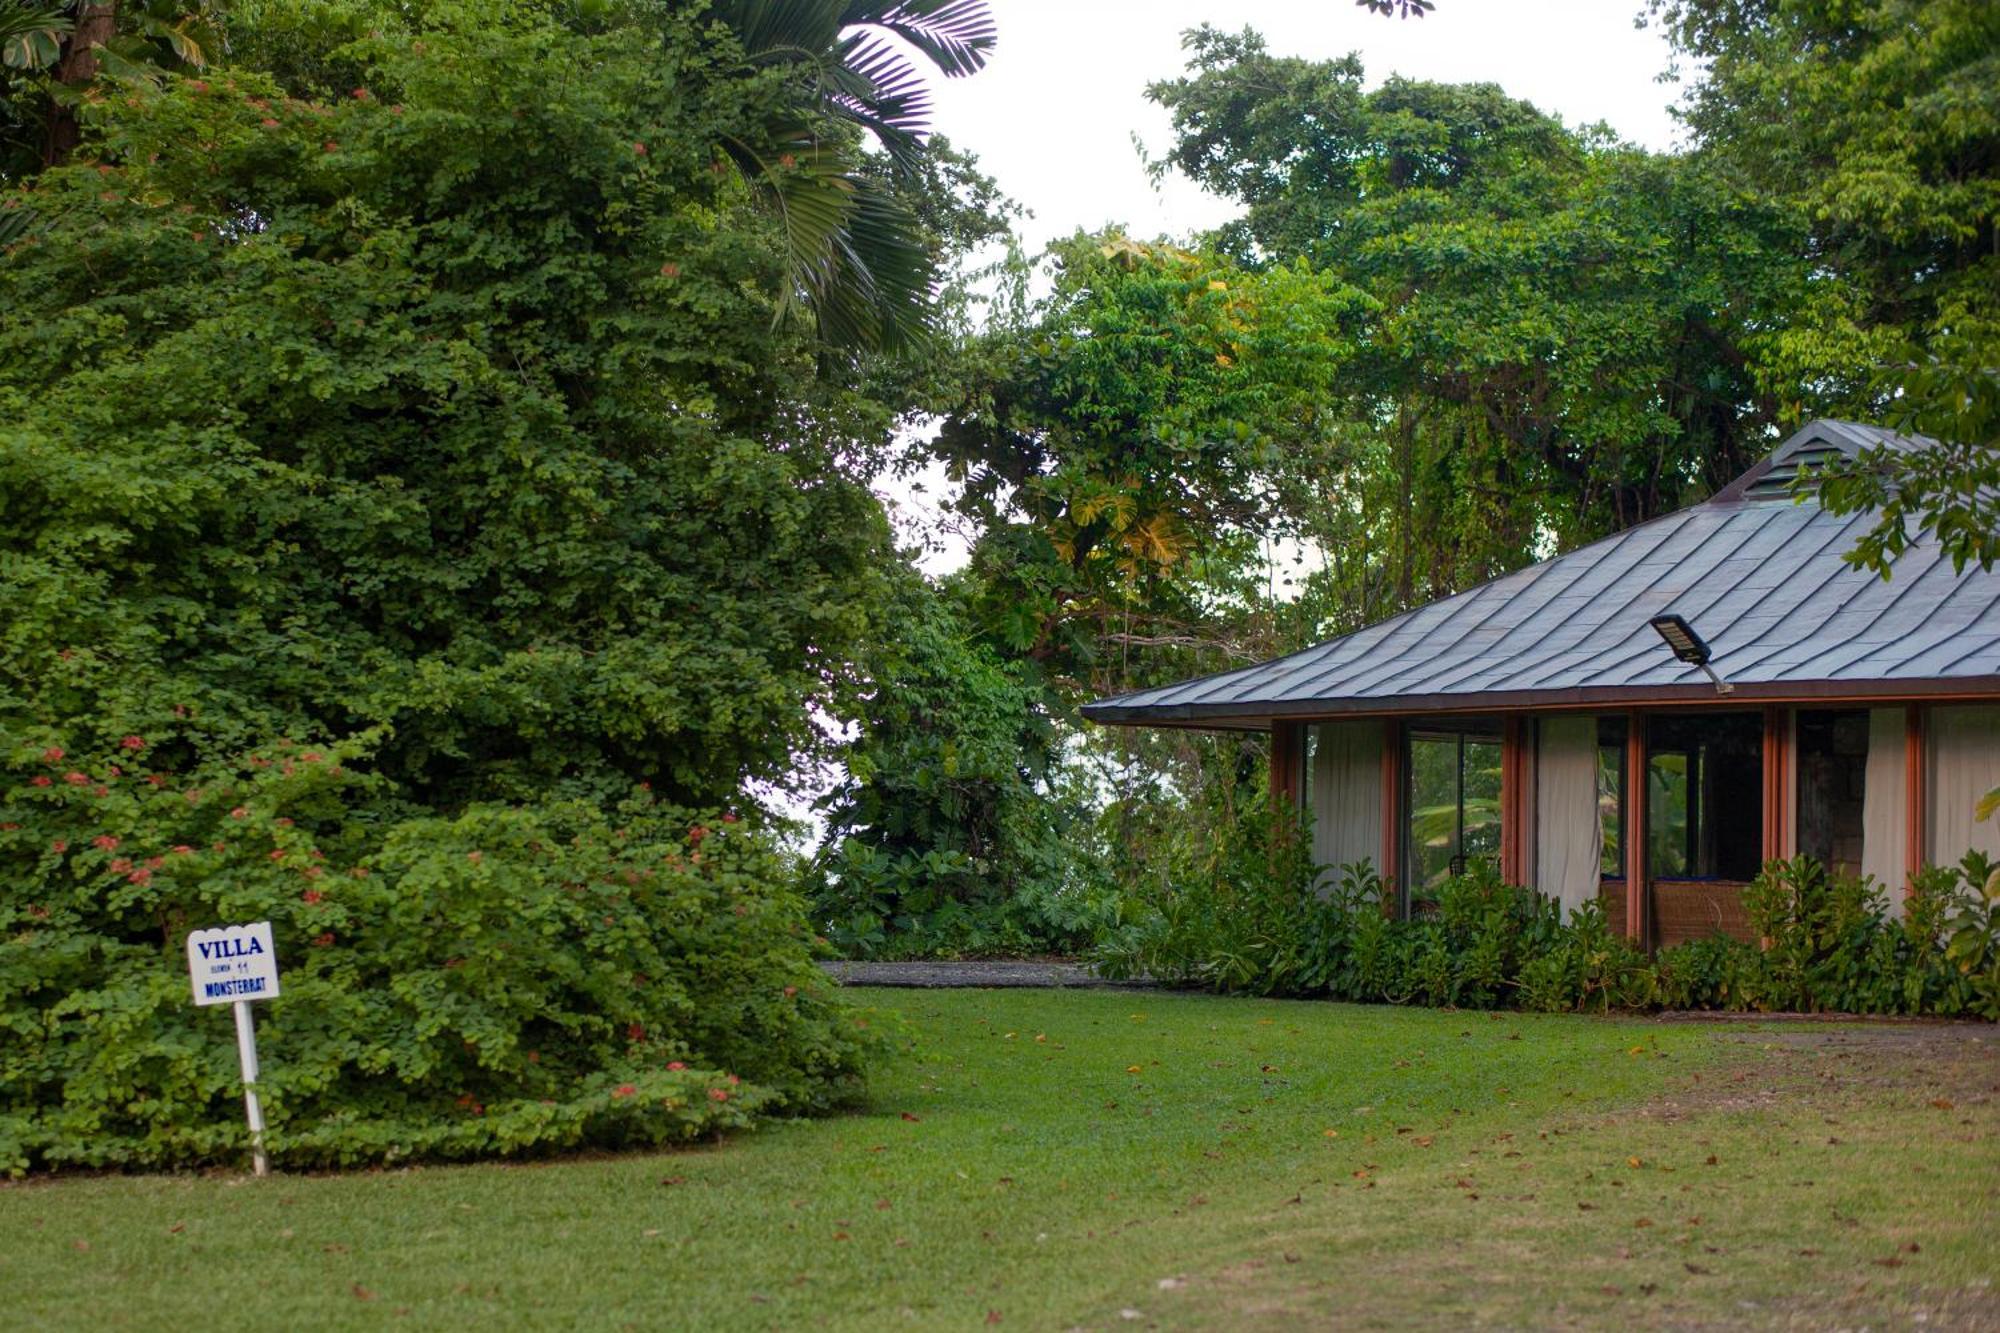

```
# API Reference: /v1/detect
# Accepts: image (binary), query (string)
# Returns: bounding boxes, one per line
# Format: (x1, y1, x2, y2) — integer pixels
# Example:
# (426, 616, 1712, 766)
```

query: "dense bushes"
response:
(0, 735, 874, 1174)
(1095, 799, 2000, 1019)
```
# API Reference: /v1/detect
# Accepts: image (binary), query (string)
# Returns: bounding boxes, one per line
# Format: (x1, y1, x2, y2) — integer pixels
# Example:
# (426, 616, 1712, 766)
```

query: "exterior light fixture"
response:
(1649, 614, 1733, 695)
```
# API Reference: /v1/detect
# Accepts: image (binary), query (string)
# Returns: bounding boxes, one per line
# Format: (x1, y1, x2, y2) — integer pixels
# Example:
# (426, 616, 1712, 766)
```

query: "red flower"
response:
(230, 806, 247, 819)
(708, 1088, 729, 1102)
(109, 858, 132, 873)
(688, 826, 708, 845)
(275, 817, 293, 827)
(40, 746, 63, 763)
(721, 812, 739, 824)
(260, 117, 279, 129)
(120, 735, 145, 751)
(627, 1023, 644, 1041)
(312, 932, 335, 947)
(64, 772, 88, 785)
(466, 850, 483, 864)
(91, 835, 118, 851)
(350, 866, 369, 878)
(50, 840, 67, 854)
(613, 1083, 637, 1099)
(147, 774, 166, 788)
(269, 849, 285, 861)
(212, 841, 227, 852)
(172, 845, 193, 856)
(92, 785, 107, 798)
(783, 985, 797, 998)
(350, 88, 368, 100)
(632, 141, 647, 155)
(127, 868, 151, 886)
(666, 1061, 686, 1071)
(300, 751, 322, 763)
(726, 1073, 740, 1086)
(303, 889, 323, 904)
(30, 775, 50, 787)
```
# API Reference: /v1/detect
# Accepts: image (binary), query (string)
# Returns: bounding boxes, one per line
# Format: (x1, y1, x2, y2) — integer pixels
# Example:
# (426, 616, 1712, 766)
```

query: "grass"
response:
(2, 989, 1995, 1330)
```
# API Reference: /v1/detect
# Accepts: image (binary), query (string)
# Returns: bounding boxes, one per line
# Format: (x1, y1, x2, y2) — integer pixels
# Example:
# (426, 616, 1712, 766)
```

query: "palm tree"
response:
(711, 0, 996, 352)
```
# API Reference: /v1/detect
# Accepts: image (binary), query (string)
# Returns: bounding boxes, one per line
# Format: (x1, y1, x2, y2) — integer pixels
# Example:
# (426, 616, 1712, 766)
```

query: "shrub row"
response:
(1093, 797, 2000, 1020)
(0, 735, 875, 1175)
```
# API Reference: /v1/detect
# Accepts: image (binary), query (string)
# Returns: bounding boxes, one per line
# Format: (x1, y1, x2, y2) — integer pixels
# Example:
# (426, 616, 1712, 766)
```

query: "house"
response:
(1081, 421, 2000, 947)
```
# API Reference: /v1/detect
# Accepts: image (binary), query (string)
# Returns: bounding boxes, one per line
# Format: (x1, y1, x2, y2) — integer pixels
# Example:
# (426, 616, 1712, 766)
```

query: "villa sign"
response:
(186, 921, 281, 1006)
(185, 921, 280, 1175)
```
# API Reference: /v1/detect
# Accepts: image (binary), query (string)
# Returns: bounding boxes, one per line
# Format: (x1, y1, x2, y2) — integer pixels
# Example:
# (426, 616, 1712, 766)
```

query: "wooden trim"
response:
(1624, 710, 1647, 946)
(1904, 704, 1926, 886)
(1761, 706, 1795, 862)
(1500, 717, 1526, 885)
(1380, 720, 1401, 915)
(1270, 721, 1302, 805)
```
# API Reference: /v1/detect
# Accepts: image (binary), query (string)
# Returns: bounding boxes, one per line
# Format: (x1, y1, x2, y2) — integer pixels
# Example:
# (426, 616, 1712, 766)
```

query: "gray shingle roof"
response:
(1082, 421, 2000, 728)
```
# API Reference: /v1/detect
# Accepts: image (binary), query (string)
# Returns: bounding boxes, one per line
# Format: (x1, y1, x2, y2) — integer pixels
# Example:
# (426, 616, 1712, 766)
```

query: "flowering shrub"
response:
(0, 735, 874, 1174)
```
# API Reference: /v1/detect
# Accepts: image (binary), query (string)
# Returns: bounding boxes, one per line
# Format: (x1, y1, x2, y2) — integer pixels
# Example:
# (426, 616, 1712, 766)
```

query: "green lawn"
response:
(3, 990, 1994, 1330)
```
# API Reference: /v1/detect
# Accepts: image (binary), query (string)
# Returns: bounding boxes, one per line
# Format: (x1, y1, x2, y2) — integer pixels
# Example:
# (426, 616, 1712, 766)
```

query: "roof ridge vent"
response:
(1742, 440, 1848, 500)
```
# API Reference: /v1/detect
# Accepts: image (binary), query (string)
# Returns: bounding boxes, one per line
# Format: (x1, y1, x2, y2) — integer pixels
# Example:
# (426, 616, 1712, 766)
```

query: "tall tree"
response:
(1648, 0, 2000, 574)
(1146, 28, 1809, 608)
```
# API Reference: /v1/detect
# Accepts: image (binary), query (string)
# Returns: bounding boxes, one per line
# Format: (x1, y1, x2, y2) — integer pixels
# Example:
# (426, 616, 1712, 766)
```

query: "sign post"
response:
(186, 922, 281, 1177)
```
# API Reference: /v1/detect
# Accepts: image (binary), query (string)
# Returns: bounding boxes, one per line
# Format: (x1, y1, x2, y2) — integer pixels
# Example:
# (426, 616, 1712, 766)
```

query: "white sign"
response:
(186, 921, 281, 1006)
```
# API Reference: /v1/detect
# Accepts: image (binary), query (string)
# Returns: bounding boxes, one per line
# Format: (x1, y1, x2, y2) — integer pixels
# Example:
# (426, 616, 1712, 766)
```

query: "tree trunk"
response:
(43, 2, 119, 167)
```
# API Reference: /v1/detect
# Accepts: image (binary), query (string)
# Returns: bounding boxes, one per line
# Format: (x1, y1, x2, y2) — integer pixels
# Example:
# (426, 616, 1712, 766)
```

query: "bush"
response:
(0, 734, 875, 1175)
(1096, 820, 1999, 1022)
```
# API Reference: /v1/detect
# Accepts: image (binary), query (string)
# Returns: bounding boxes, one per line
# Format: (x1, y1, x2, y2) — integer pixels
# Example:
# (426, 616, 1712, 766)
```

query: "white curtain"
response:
(1311, 721, 1384, 894)
(1930, 705, 2000, 869)
(1860, 708, 1907, 910)
(1534, 716, 1602, 919)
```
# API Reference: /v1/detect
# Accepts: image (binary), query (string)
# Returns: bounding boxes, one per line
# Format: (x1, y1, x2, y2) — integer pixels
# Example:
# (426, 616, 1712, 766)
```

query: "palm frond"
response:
(837, 0, 995, 78)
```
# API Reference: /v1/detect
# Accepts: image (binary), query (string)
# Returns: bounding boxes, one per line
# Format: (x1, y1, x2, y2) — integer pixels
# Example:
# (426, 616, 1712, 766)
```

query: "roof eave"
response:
(1079, 674, 2000, 730)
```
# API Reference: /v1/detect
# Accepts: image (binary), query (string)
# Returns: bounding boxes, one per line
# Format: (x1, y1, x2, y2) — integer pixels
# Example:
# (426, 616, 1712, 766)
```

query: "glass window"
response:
(1797, 710, 1868, 879)
(1406, 723, 1501, 897)
(1645, 713, 1763, 881)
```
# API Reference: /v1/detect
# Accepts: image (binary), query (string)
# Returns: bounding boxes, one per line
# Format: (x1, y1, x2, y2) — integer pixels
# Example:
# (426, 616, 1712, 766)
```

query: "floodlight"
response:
(1649, 614, 1732, 694)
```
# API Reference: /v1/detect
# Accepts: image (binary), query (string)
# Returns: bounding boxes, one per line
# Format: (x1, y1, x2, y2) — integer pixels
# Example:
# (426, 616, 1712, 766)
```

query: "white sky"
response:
(926, 0, 1686, 251)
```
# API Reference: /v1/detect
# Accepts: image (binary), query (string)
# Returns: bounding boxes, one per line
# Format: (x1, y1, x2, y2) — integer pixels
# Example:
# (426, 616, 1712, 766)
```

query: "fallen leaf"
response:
(1873, 1256, 1904, 1268)
(1930, 1098, 1954, 1110)
(167, 1222, 185, 1234)
(1683, 1263, 1711, 1276)
(1634, 1217, 1653, 1228)
(660, 1175, 685, 1187)
(1628, 1157, 1644, 1169)
(875, 1199, 892, 1210)
(1704, 1155, 1718, 1166)
(71, 1239, 89, 1252)
(352, 1285, 375, 1301)
(1126, 1065, 1143, 1074)
(985, 1311, 1002, 1325)
(1414, 1135, 1434, 1148)
(1157, 1277, 1186, 1291)
(900, 1112, 921, 1122)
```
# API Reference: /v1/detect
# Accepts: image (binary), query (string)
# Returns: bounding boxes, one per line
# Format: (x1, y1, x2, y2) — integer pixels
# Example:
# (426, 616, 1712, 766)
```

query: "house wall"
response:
(1284, 697, 2000, 943)
(1930, 705, 2000, 868)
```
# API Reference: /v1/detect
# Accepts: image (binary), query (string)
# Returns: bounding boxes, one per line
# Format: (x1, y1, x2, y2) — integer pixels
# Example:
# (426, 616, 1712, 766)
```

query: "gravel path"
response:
(818, 959, 1151, 988)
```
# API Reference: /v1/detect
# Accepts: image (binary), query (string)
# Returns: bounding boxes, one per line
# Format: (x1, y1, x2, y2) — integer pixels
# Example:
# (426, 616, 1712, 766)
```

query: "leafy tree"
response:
(931, 231, 1368, 685)
(1146, 28, 1810, 610)
(0, 4, 898, 814)
(1648, 0, 1999, 574)
(811, 569, 1112, 957)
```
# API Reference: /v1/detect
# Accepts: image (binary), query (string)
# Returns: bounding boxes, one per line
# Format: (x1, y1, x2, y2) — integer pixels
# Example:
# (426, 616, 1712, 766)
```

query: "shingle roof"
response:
(1082, 421, 2000, 728)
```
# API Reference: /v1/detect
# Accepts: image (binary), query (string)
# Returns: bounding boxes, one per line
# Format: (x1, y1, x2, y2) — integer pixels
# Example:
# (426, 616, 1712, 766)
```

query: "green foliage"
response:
(811, 573, 1118, 958)
(1101, 838, 1995, 1020)
(1648, 0, 2000, 574)
(1144, 28, 1807, 616)
(1, 9, 892, 812)
(0, 734, 874, 1174)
